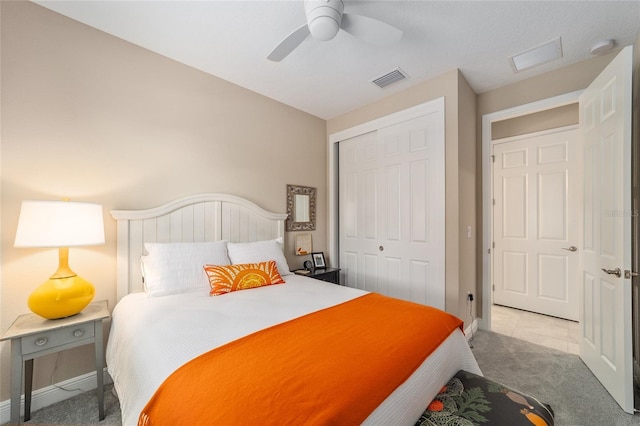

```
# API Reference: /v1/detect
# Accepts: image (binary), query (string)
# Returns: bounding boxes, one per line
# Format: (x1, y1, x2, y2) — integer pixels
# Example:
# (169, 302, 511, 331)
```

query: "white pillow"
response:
(143, 241, 231, 297)
(227, 238, 291, 276)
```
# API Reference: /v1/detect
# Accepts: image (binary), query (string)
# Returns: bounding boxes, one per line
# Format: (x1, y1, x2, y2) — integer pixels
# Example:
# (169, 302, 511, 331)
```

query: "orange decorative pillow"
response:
(203, 261, 285, 296)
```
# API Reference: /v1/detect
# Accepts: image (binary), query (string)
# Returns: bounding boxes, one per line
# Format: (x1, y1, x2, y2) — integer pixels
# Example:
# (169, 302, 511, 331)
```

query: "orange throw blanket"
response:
(138, 293, 463, 426)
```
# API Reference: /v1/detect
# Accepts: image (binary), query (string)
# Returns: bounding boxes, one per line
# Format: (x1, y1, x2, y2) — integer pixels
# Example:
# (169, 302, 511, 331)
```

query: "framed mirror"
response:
(286, 184, 316, 231)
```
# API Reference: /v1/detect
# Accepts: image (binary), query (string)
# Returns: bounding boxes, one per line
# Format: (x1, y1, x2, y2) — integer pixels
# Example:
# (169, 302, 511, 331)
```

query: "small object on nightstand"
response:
(311, 252, 326, 269)
(0, 300, 110, 425)
(294, 267, 341, 285)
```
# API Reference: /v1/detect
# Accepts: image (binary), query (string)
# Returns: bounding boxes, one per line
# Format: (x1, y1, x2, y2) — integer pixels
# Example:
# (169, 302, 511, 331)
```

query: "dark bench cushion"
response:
(416, 370, 554, 425)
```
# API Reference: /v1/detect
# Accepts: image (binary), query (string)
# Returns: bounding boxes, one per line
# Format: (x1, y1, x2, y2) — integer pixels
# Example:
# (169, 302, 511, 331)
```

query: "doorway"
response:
(483, 46, 636, 414)
(481, 90, 582, 330)
(492, 126, 580, 321)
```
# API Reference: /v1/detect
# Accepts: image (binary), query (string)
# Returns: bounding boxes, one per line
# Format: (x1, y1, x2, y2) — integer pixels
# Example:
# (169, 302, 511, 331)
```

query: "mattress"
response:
(106, 275, 481, 425)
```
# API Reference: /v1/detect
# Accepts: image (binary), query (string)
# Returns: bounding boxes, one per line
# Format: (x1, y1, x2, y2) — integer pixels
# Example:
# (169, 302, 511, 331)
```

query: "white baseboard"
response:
(0, 369, 112, 424)
(464, 318, 478, 341)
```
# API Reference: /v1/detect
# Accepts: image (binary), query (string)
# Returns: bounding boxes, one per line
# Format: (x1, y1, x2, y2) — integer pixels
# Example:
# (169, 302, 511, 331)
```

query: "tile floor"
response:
(490, 304, 580, 354)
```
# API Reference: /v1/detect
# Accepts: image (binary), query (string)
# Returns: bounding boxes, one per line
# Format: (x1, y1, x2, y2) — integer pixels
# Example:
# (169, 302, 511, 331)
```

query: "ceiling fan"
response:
(267, 0, 403, 62)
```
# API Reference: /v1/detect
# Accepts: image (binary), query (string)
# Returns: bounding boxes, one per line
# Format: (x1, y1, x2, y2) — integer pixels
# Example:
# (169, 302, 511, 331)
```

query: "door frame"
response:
(481, 90, 583, 330)
(328, 98, 445, 272)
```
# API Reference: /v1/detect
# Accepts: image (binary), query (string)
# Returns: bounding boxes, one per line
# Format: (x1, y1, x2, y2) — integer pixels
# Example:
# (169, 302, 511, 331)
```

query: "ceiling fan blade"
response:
(267, 24, 311, 62)
(341, 13, 402, 46)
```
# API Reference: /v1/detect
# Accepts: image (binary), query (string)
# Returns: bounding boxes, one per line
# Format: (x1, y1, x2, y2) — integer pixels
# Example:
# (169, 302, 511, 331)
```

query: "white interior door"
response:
(339, 110, 445, 309)
(493, 128, 580, 320)
(579, 46, 634, 413)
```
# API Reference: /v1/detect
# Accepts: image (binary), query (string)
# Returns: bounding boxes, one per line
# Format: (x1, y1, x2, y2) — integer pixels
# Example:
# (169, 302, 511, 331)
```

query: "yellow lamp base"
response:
(27, 275, 95, 319)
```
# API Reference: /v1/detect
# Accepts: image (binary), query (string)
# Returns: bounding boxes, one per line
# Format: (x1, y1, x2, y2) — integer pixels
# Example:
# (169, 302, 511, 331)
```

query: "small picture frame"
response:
(311, 252, 326, 269)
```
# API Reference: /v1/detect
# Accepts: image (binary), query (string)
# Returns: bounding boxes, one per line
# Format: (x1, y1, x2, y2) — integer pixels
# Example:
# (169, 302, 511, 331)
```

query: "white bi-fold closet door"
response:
(338, 99, 445, 309)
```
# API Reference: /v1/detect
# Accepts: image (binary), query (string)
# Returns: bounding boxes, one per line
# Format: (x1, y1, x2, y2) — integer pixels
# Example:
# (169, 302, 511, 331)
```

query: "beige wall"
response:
(478, 51, 619, 115)
(0, 2, 327, 400)
(475, 51, 618, 317)
(456, 72, 478, 322)
(327, 69, 478, 322)
(492, 103, 579, 140)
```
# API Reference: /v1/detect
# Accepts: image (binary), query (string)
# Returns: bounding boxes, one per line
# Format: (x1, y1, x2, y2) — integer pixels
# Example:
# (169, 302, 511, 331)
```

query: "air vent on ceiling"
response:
(508, 37, 563, 73)
(371, 68, 409, 89)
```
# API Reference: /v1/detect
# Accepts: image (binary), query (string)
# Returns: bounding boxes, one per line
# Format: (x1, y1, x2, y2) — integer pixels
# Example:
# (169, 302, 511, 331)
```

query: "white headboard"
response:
(111, 193, 288, 301)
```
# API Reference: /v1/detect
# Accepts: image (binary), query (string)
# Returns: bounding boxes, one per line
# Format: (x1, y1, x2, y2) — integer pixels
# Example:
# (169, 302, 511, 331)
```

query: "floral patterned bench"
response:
(416, 370, 554, 425)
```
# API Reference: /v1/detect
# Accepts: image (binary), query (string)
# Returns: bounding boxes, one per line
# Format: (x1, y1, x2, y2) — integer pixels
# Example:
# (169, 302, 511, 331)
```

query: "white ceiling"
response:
(34, 1, 640, 120)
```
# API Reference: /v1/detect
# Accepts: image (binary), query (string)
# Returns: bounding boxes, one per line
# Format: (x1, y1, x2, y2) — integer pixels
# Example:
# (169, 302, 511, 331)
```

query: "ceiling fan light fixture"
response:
(305, 0, 344, 41)
(268, 0, 402, 62)
(308, 15, 341, 41)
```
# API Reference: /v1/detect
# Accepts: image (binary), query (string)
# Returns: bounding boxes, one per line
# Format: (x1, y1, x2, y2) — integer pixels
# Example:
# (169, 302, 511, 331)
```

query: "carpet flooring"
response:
(470, 330, 639, 425)
(21, 330, 640, 425)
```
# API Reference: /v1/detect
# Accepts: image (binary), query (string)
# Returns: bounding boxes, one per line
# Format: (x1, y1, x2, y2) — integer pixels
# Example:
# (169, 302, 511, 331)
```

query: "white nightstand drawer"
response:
(21, 323, 95, 355)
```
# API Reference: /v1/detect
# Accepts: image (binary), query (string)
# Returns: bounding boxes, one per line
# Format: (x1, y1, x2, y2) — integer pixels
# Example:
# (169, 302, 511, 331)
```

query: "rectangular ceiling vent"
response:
(371, 68, 409, 89)
(509, 37, 563, 73)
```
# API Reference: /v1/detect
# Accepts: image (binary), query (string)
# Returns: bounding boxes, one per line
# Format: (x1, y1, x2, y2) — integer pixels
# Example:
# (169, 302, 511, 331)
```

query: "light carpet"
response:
(470, 329, 639, 425)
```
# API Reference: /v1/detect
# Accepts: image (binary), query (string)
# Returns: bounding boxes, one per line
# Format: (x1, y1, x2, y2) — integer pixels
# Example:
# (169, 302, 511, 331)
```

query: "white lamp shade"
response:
(15, 201, 105, 248)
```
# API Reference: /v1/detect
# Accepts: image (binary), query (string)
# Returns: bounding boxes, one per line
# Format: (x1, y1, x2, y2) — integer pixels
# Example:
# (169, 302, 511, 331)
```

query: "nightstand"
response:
(0, 300, 110, 425)
(295, 268, 341, 284)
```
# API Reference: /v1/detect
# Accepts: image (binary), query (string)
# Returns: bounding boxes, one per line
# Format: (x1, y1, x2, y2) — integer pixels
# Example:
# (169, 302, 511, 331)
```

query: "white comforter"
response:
(106, 275, 481, 425)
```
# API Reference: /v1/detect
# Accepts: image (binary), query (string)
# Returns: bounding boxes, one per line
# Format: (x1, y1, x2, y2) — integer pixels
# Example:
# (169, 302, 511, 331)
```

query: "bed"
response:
(106, 193, 481, 426)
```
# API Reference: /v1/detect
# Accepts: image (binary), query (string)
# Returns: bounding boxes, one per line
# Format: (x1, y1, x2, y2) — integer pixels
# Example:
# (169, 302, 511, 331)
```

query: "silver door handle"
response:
(601, 267, 622, 278)
(562, 246, 577, 252)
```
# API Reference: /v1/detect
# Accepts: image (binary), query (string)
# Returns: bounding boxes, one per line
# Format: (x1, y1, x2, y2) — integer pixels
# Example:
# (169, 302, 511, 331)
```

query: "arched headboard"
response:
(111, 193, 288, 301)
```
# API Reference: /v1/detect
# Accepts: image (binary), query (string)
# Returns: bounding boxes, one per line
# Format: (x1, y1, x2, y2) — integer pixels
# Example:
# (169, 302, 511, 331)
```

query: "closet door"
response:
(339, 112, 445, 309)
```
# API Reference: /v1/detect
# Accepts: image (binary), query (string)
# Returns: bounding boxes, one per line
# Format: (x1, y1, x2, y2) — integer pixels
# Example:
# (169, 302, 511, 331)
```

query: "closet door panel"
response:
(339, 100, 445, 309)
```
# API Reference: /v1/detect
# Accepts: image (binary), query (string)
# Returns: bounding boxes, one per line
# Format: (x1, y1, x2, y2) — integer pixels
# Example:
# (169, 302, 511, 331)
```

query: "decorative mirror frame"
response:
(286, 184, 316, 231)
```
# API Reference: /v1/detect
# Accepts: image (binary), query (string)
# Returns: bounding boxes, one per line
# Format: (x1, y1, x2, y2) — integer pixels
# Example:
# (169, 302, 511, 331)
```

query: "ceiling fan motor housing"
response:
(305, 0, 344, 41)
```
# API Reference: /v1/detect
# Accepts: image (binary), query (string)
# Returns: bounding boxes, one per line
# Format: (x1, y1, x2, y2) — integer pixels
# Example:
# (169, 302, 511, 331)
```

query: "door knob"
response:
(601, 267, 622, 278)
(562, 246, 578, 252)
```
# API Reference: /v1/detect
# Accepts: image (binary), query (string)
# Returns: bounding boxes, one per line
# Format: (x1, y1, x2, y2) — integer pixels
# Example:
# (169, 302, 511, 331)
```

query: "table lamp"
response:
(14, 200, 105, 319)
